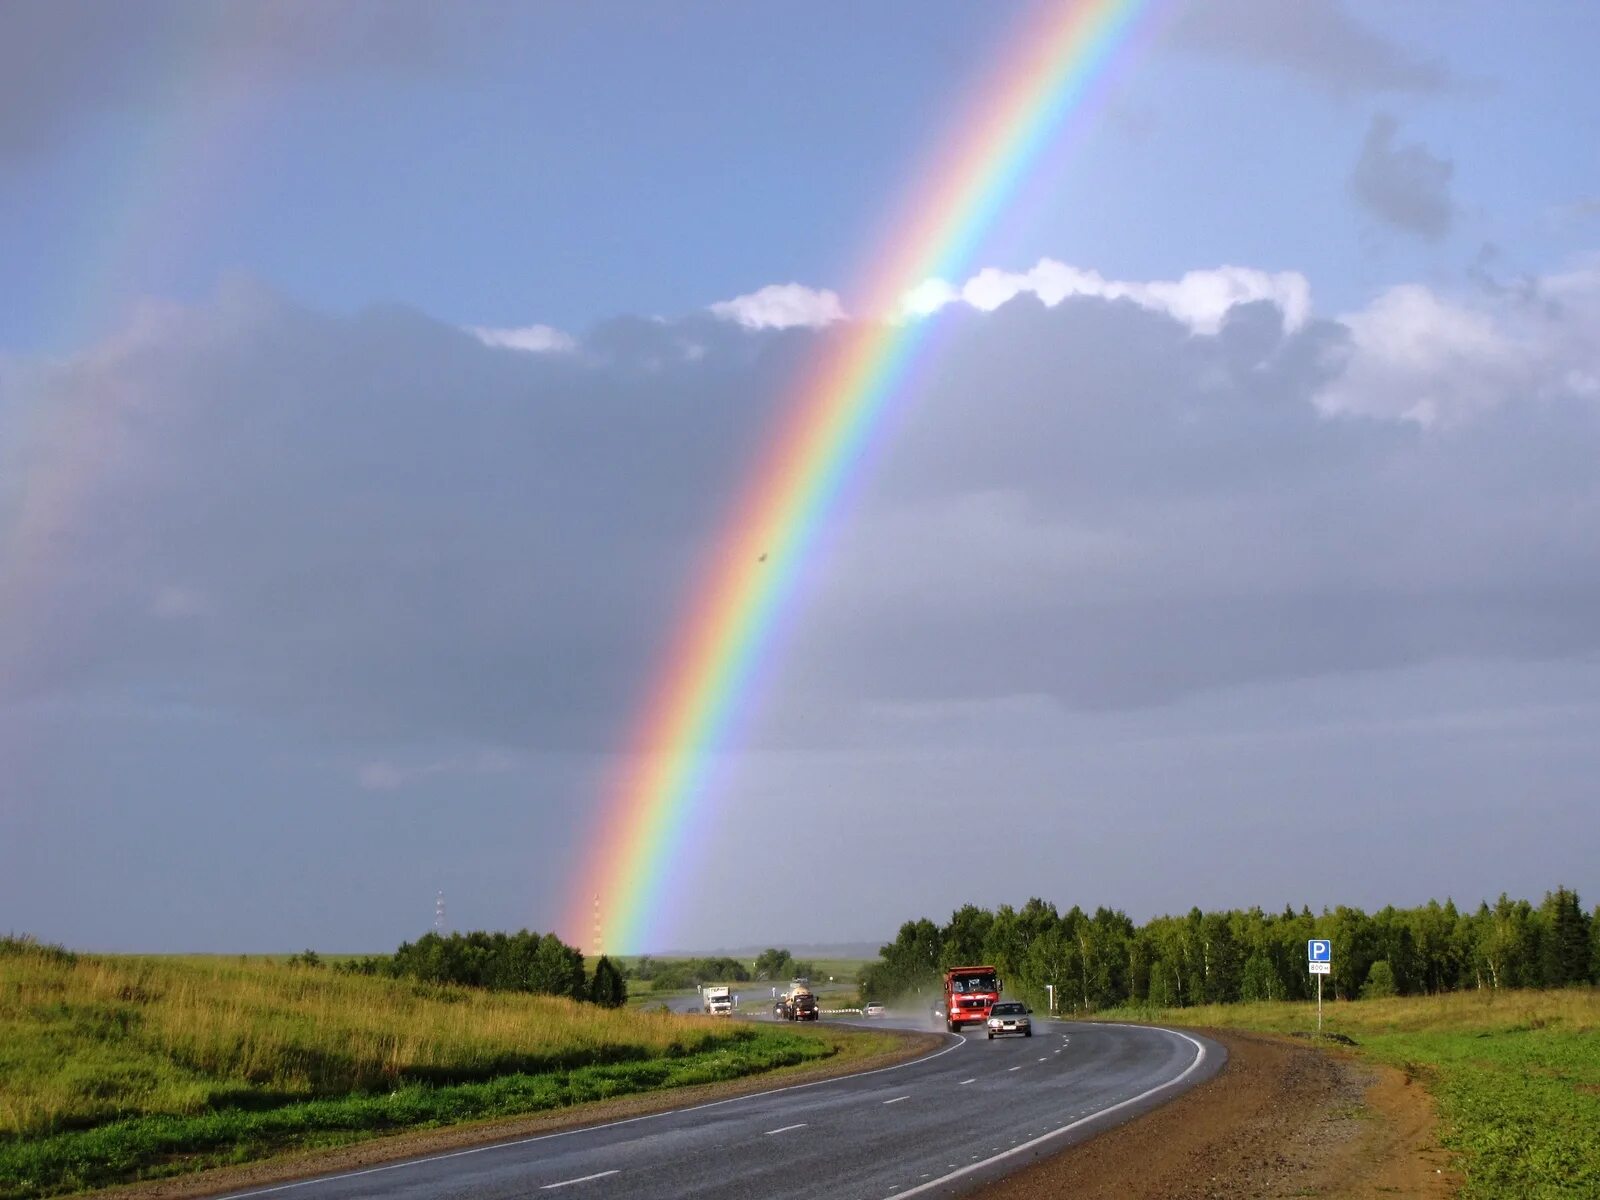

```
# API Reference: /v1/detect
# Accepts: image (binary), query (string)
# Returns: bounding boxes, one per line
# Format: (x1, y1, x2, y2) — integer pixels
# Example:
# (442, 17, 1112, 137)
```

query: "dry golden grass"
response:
(0, 945, 738, 1138)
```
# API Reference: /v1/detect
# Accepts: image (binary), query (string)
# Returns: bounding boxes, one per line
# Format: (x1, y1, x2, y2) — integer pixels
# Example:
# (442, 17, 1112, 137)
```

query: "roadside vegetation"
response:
(860, 887, 1597, 1013)
(858, 889, 1597, 1198)
(1101, 988, 1600, 1198)
(0, 937, 882, 1199)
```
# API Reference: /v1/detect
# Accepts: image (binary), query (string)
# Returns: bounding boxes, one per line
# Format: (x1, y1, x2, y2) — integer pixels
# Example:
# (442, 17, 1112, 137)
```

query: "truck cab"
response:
(942, 966, 1001, 1032)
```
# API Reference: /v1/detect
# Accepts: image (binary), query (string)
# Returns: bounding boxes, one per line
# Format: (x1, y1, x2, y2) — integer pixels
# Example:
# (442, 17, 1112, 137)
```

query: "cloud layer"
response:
(4, 258, 1599, 950)
(5, 262, 1598, 752)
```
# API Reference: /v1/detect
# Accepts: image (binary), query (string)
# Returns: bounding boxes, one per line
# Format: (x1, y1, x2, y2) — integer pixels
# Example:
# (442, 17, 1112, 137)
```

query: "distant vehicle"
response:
(943, 965, 1001, 1032)
(986, 1001, 1032, 1039)
(778, 980, 818, 1021)
(864, 1002, 886, 1017)
(702, 984, 733, 1016)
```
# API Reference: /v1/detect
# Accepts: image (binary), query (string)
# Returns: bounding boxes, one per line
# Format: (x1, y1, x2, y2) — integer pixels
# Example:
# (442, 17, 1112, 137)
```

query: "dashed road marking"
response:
(884, 1026, 1210, 1200)
(211, 1026, 967, 1200)
(959, 1078, 976, 1085)
(1007, 1065, 1023, 1072)
(764, 1123, 807, 1136)
(883, 1095, 910, 1105)
(540, 1171, 619, 1190)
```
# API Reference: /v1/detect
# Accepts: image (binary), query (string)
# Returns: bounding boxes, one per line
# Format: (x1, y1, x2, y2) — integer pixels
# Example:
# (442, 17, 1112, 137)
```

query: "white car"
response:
(864, 1002, 887, 1017)
(986, 1001, 1033, 1039)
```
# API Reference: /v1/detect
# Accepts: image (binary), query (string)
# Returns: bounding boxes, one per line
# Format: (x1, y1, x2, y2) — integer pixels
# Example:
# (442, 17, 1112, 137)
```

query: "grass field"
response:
(0, 939, 892, 1198)
(1100, 987, 1600, 1198)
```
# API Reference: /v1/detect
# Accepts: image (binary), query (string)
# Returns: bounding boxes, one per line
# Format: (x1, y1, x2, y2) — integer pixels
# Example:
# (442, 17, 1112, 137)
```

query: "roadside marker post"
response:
(1307, 940, 1332, 1034)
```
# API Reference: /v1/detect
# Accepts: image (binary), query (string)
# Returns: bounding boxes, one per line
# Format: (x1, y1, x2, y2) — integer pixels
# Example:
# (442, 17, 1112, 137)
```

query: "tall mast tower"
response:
(434, 890, 447, 934)
(592, 893, 602, 960)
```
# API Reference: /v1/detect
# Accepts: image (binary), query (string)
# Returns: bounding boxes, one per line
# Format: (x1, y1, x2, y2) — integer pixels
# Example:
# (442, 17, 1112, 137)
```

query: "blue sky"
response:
(5, 1, 1596, 353)
(2, 2, 1599, 953)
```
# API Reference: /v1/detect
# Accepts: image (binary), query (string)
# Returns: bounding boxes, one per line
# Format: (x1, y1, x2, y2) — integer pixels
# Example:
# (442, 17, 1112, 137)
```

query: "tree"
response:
(1239, 952, 1279, 1002)
(1200, 912, 1242, 1004)
(943, 904, 995, 968)
(588, 956, 627, 1007)
(753, 948, 795, 981)
(1360, 960, 1397, 999)
(1537, 887, 1592, 987)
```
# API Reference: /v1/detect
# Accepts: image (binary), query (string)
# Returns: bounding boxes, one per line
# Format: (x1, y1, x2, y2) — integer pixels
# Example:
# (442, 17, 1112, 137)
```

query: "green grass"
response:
(0, 1032, 834, 1199)
(0, 940, 897, 1199)
(1098, 988, 1600, 1198)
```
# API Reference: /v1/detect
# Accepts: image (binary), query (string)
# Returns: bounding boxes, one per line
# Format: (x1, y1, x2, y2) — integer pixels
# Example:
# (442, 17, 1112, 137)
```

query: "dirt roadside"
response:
(92, 1032, 944, 1200)
(977, 1028, 1460, 1200)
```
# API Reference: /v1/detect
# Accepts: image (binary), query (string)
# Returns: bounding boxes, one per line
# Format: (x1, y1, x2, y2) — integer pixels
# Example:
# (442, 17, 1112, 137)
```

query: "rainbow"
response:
(568, 0, 1155, 954)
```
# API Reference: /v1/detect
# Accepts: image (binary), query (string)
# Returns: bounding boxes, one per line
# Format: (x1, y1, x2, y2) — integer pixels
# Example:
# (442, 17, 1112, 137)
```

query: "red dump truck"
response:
(942, 965, 1001, 1032)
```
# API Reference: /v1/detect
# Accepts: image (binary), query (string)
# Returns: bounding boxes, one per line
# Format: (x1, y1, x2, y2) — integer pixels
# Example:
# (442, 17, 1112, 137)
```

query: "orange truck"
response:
(942, 965, 1001, 1032)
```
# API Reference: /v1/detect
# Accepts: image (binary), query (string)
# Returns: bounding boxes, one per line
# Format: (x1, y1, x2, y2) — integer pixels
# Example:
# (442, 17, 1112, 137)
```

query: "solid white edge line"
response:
(211, 1030, 966, 1199)
(764, 1123, 808, 1135)
(539, 1169, 620, 1190)
(884, 1026, 1209, 1200)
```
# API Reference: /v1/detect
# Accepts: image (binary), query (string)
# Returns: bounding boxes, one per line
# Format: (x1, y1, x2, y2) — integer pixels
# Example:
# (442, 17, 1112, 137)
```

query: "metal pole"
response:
(1317, 972, 1322, 1035)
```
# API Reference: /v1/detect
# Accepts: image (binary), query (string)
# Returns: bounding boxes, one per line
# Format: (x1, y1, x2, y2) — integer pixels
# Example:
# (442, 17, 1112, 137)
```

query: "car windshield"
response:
(952, 973, 997, 993)
(991, 1003, 1023, 1015)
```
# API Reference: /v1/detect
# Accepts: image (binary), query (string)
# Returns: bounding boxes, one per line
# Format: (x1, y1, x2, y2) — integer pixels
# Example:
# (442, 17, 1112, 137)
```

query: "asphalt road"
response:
(214, 1014, 1224, 1200)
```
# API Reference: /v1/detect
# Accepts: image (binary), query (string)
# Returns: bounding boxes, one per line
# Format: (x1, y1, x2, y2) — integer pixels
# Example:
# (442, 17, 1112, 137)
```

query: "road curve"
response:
(211, 1017, 1225, 1200)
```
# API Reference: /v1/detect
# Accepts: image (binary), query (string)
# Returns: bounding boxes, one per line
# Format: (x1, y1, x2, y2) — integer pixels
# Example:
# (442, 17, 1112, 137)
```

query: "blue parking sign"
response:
(1307, 939, 1331, 962)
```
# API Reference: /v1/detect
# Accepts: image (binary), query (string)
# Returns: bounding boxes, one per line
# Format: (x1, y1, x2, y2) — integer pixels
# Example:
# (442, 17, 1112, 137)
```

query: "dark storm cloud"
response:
(3, 272, 1598, 764)
(1350, 114, 1456, 240)
(767, 291, 1600, 725)
(1170, 0, 1459, 96)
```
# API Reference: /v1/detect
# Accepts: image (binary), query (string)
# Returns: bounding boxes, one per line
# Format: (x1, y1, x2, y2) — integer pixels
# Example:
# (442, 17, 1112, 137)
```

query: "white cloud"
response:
(709, 282, 846, 330)
(1317, 263, 1600, 425)
(901, 259, 1312, 334)
(470, 323, 576, 353)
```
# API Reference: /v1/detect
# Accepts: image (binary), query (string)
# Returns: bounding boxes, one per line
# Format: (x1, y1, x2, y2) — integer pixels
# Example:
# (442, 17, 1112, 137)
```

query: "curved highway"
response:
(214, 1015, 1224, 1200)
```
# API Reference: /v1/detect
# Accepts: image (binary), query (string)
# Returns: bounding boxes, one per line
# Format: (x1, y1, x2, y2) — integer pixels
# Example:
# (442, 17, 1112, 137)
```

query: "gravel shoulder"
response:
(976, 1027, 1459, 1199)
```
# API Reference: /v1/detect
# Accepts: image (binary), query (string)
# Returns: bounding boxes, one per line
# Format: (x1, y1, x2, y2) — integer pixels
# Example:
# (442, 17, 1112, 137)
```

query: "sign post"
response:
(1307, 940, 1332, 1035)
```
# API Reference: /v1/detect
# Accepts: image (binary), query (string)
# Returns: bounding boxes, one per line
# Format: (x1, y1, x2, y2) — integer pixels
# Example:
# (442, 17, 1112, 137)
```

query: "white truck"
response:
(701, 984, 734, 1016)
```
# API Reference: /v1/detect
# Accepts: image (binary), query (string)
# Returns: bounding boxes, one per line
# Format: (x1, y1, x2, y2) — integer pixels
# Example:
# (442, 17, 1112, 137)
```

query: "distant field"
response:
(1101, 988, 1600, 1198)
(0, 940, 891, 1198)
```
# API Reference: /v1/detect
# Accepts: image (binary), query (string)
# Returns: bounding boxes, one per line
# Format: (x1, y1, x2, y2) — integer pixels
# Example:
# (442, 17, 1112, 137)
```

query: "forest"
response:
(336, 929, 627, 1006)
(858, 888, 1598, 1012)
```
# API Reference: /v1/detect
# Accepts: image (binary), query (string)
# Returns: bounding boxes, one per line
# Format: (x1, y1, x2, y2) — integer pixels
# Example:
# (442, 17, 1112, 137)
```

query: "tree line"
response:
(858, 887, 1598, 1012)
(337, 929, 627, 1007)
(622, 948, 816, 990)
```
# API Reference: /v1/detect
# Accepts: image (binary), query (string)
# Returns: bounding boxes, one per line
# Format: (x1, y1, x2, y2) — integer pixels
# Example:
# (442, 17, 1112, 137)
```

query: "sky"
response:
(2, 1, 1598, 954)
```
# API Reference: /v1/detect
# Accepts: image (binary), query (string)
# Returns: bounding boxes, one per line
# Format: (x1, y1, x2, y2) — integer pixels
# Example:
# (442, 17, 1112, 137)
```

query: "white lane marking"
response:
(211, 1032, 966, 1199)
(883, 1095, 910, 1105)
(540, 1171, 619, 1190)
(883, 1026, 1210, 1200)
(959, 1078, 976, 1085)
(1038, 1057, 1047, 1062)
(1007, 1065, 1023, 1072)
(764, 1123, 808, 1135)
